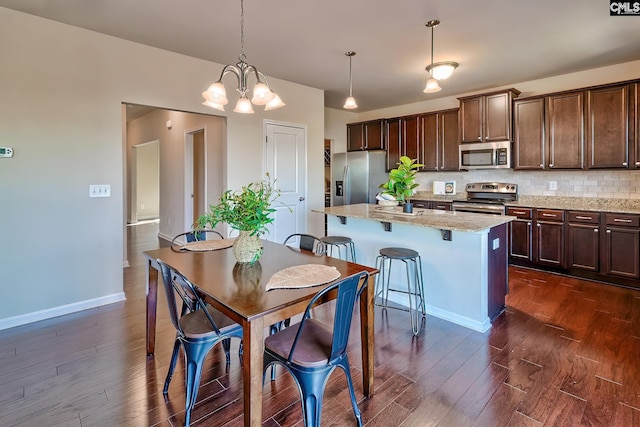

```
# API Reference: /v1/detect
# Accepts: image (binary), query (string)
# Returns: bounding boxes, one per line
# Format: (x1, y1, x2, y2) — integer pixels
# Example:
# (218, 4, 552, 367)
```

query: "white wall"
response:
(0, 7, 324, 327)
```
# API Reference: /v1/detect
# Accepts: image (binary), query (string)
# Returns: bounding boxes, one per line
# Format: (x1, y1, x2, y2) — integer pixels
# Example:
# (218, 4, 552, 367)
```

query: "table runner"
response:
(180, 238, 235, 252)
(266, 264, 341, 291)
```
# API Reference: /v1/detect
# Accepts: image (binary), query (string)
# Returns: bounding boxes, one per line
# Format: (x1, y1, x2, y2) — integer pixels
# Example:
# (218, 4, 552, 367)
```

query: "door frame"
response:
(184, 126, 207, 232)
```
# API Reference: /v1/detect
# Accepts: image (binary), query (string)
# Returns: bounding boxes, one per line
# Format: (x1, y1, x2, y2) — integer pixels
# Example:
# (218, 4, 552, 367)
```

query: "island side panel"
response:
(487, 223, 508, 320)
(327, 214, 492, 332)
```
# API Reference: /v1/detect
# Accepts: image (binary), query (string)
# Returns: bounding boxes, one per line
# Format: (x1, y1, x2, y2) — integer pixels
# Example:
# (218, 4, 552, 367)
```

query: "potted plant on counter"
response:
(379, 156, 423, 212)
(194, 176, 280, 263)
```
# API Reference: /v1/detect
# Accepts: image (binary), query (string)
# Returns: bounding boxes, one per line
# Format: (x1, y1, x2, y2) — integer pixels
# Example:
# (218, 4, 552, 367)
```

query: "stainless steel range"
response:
(452, 182, 518, 215)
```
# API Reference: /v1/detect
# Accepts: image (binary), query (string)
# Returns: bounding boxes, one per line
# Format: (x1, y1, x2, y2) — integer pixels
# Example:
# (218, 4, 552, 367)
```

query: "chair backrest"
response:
(283, 233, 325, 255)
(171, 229, 224, 251)
(157, 258, 222, 336)
(288, 271, 368, 363)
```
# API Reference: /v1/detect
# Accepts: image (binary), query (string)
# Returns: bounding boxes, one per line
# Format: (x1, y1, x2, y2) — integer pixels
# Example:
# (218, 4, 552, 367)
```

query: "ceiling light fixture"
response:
(424, 19, 458, 94)
(343, 51, 358, 109)
(202, 0, 284, 113)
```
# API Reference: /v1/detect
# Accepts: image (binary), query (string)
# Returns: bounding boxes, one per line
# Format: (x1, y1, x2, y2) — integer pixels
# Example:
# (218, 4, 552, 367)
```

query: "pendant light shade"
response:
(424, 20, 458, 93)
(423, 78, 441, 93)
(201, 0, 284, 113)
(343, 51, 358, 109)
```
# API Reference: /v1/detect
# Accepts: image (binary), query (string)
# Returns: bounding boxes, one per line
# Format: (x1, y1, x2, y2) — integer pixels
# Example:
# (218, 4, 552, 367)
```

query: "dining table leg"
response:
(360, 274, 375, 397)
(146, 261, 158, 356)
(243, 316, 265, 427)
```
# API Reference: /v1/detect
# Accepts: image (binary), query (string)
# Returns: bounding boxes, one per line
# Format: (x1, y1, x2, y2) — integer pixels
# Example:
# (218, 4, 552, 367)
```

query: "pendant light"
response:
(424, 20, 458, 94)
(343, 51, 358, 109)
(202, 0, 285, 113)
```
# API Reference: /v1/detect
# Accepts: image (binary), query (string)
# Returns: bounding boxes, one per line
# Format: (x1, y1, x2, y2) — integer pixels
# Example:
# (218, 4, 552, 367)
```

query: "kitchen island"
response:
(313, 203, 514, 332)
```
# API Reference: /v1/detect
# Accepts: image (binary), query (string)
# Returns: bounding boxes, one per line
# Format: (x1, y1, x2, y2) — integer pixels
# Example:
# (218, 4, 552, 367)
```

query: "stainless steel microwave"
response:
(459, 141, 511, 170)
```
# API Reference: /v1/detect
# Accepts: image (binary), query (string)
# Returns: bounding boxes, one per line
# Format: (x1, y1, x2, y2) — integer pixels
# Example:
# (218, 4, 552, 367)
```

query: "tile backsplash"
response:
(414, 169, 640, 199)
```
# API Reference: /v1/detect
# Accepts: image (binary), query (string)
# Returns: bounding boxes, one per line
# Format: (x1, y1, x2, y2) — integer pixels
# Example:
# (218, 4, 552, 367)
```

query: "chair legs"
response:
(182, 341, 218, 427)
(164, 338, 182, 394)
(264, 356, 362, 427)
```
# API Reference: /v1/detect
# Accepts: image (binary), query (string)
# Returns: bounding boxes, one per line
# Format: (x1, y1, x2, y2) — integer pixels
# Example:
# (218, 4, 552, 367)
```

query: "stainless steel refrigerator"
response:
(331, 150, 387, 206)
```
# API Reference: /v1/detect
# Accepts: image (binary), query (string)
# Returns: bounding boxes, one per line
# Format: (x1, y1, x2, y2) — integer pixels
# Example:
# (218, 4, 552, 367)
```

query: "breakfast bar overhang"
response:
(314, 204, 515, 332)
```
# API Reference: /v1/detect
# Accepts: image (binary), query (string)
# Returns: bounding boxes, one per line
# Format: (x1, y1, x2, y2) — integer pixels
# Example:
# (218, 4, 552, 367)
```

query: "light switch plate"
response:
(89, 184, 111, 198)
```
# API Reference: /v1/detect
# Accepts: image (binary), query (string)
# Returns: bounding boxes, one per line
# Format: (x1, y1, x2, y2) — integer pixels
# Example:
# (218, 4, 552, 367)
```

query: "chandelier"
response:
(202, 0, 285, 113)
(423, 19, 458, 94)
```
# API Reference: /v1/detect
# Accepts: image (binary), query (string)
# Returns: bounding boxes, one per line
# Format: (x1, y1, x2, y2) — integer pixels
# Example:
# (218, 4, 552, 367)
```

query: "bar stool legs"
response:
(375, 247, 426, 335)
(320, 236, 356, 262)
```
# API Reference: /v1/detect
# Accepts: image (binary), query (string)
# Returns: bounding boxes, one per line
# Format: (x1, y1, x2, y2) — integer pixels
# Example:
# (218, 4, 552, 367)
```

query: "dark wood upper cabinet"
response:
(635, 83, 640, 169)
(382, 109, 459, 172)
(587, 84, 629, 169)
(439, 109, 460, 171)
(513, 97, 546, 170)
(402, 115, 421, 168)
(459, 89, 520, 143)
(347, 120, 384, 151)
(385, 118, 401, 171)
(546, 91, 585, 169)
(420, 113, 438, 171)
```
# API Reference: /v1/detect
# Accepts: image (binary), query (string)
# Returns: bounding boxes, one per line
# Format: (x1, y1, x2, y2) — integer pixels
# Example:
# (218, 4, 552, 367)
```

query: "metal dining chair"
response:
(157, 258, 243, 427)
(263, 271, 368, 427)
(170, 229, 223, 251)
(283, 233, 326, 255)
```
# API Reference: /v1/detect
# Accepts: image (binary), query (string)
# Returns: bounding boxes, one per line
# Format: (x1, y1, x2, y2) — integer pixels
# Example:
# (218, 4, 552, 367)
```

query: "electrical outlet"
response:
(492, 238, 500, 250)
(549, 181, 558, 191)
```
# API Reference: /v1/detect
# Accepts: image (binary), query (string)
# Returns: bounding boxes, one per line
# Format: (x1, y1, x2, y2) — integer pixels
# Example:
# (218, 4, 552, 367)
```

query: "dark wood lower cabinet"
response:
(603, 226, 640, 278)
(535, 220, 564, 267)
(567, 223, 599, 271)
(509, 208, 640, 289)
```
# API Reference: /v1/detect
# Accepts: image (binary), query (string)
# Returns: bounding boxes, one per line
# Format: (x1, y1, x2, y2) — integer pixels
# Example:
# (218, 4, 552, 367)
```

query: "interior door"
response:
(264, 122, 307, 243)
(184, 128, 206, 232)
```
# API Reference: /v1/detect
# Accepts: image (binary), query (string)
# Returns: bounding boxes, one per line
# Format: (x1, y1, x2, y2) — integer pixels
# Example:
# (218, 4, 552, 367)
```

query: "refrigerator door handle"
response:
(343, 165, 349, 205)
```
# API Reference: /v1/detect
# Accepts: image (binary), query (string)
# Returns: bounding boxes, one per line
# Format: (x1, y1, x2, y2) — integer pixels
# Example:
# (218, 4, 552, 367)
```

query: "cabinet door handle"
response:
(539, 164, 544, 168)
(478, 136, 482, 140)
(613, 218, 632, 223)
(576, 216, 592, 220)
(527, 222, 532, 226)
(606, 229, 612, 233)
(537, 223, 541, 227)
(636, 161, 640, 166)
(594, 228, 598, 232)
(623, 162, 628, 166)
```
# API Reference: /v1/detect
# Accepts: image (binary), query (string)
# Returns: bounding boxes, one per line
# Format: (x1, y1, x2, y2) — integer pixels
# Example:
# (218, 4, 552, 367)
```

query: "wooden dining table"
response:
(143, 240, 377, 427)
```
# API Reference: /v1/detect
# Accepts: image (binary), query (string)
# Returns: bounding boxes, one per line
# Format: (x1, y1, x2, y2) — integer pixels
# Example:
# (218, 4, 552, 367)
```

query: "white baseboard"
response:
(0, 292, 126, 331)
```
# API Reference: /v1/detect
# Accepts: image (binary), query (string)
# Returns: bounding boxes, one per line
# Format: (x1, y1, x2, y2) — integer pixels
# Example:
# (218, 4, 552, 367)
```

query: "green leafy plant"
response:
(379, 156, 423, 203)
(194, 177, 280, 236)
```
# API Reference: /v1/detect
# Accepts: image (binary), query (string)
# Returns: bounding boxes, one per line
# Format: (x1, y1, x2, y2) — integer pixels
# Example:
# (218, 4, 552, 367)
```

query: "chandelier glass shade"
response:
(343, 51, 358, 109)
(424, 20, 457, 93)
(201, 0, 284, 114)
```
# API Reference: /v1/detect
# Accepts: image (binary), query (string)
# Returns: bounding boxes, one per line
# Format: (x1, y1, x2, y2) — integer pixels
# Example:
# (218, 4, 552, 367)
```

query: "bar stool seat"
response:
(375, 247, 426, 335)
(320, 236, 356, 262)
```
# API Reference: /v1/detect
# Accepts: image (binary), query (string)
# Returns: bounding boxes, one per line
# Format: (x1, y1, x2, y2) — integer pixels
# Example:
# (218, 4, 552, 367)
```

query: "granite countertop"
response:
(313, 203, 513, 233)
(506, 196, 640, 214)
(410, 192, 640, 215)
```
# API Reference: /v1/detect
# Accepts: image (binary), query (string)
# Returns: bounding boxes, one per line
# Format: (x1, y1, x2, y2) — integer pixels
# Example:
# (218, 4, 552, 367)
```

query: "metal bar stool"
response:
(320, 236, 357, 262)
(375, 247, 426, 335)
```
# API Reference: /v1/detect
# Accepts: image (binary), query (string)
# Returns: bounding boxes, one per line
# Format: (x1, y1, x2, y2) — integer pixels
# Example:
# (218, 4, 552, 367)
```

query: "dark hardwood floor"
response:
(1, 221, 639, 426)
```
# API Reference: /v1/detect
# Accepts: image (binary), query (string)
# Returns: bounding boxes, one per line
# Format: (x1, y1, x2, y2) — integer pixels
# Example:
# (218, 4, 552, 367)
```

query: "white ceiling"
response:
(2, 0, 639, 112)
